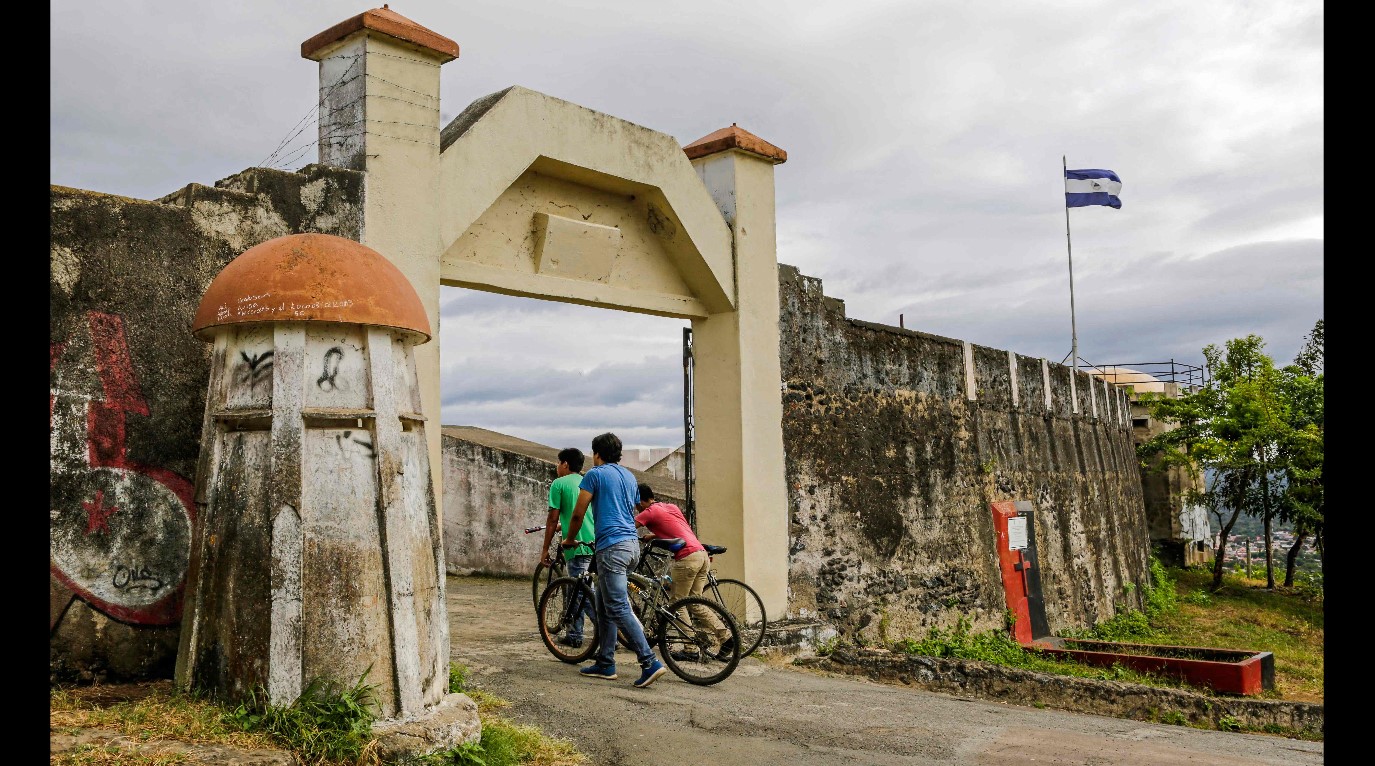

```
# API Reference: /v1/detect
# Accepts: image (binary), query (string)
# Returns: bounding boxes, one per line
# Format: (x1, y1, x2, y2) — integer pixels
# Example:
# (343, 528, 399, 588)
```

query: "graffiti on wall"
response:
(50, 311, 196, 627)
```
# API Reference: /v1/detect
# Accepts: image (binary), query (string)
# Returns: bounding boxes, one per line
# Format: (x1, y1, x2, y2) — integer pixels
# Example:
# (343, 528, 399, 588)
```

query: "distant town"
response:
(1216, 524, 1321, 577)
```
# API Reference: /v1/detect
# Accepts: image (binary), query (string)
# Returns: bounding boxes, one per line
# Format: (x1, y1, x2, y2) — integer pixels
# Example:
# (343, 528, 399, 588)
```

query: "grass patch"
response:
(888, 554, 1322, 704)
(52, 664, 587, 766)
(52, 742, 195, 766)
(1101, 566, 1323, 703)
(51, 680, 283, 766)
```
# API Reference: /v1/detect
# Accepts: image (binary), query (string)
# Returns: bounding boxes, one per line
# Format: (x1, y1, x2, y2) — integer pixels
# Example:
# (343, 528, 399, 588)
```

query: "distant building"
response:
(620, 446, 680, 473)
(1095, 367, 1213, 568)
(643, 443, 690, 481)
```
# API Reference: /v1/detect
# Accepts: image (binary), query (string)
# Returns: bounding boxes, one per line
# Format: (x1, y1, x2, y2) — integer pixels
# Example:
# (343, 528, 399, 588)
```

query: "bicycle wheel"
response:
(708, 578, 767, 657)
(621, 572, 661, 648)
(531, 558, 566, 609)
(537, 576, 598, 664)
(657, 596, 740, 685)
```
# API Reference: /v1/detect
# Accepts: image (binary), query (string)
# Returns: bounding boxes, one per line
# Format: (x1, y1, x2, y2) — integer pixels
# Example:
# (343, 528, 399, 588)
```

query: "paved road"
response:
(447, 575, 1323, 766)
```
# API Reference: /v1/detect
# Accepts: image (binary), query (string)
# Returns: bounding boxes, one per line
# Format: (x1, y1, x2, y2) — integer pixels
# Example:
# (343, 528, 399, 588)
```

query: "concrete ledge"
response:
(808, 647, 1322, 738)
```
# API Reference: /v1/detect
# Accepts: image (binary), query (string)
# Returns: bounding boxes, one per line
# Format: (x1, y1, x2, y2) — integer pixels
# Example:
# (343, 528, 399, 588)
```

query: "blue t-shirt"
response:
(578, 463, 640, 551)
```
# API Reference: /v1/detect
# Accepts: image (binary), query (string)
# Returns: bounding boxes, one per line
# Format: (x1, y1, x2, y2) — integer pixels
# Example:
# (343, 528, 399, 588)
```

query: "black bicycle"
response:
(632, 537, 768, 658)
(538, 543, 741, 685)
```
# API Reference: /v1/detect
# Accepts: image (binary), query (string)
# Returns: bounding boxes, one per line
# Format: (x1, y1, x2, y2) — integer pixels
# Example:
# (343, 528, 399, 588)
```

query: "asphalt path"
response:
(447, 575, 1323, 766)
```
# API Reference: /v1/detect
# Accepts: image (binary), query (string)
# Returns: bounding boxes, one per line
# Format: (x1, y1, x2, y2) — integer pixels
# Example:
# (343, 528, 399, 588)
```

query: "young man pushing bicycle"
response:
(539, 447, 595, 647)
(634, 483, 735, 660)
(561, 432, 668, 688)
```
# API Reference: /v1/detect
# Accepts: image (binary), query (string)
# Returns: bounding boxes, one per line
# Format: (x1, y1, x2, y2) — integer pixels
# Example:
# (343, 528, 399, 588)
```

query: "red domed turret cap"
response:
(192, 233, 431, 343)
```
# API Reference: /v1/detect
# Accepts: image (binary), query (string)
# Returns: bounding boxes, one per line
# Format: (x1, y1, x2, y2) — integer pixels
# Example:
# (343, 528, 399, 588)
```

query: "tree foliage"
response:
(1135, 322, 1323, 590)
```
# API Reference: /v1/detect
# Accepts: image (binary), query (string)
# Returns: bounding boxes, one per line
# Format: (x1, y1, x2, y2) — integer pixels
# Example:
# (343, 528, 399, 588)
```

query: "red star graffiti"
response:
(83, 489, 120, 535)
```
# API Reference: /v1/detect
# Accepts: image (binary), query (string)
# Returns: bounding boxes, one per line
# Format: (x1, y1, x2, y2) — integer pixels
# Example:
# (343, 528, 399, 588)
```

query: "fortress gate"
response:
(302, 7, 791, 614)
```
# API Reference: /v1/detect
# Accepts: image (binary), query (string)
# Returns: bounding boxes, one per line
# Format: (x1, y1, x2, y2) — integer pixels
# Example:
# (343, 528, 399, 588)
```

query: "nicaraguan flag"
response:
(1065, 169, 1122, 209)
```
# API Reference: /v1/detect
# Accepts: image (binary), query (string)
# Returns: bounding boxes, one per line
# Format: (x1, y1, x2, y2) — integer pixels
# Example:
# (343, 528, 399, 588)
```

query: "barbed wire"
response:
(257, 54, 363, 169)
(257, 63, 442, 171)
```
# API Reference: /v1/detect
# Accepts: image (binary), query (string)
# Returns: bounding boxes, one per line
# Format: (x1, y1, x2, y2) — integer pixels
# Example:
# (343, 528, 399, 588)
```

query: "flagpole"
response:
(1063, 155, 1079, 377)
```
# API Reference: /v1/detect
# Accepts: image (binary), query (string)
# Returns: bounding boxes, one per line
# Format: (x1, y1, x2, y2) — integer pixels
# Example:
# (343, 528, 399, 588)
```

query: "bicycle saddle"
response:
(649, 537, 686, 551)
(703, 544, 727, 555)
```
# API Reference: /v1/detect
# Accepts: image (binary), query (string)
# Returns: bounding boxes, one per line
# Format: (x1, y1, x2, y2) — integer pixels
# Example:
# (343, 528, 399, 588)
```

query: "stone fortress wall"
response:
(50, 173, 1148, 680)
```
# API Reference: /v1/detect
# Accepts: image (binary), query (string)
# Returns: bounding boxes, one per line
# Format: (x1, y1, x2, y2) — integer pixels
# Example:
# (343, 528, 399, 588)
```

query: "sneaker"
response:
(633, 659, 667, 688)
(579, 663, 617, 680)
(718, 637, 737, 656)
(558, 636, 584, 648)
(669, 649, 701, 662)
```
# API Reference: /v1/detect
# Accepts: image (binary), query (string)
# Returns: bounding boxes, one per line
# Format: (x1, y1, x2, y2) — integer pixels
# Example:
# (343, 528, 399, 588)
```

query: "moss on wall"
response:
(779, 264, 1150, 645)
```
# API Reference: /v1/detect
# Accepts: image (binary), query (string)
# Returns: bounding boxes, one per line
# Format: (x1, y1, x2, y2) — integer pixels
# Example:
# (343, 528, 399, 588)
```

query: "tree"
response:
(1136, 335, 1294, 590)
(1278, 320, 1323, 586)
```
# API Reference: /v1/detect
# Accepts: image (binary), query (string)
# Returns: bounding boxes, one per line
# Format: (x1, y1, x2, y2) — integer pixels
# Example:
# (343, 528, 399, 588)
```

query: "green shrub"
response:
(1077, 609, 1155, 641)
(894, 616, 1029, 666)
(225, 671, 378, 765)
(449, 663, 470, 693)
(814, 635, 845, 656)
(1160, 710, 1187, 726)
(1182, 589, 1213, 606)
(1218, 715, 1242, 732)
(1068, 555, 1178, 641)
(1294, 571, 1324, 602)
(1143, 555, 1179, 617)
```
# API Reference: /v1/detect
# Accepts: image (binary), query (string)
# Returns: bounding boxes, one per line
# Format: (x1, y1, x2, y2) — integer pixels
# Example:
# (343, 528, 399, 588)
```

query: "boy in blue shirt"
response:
(561, 432, 667, 688)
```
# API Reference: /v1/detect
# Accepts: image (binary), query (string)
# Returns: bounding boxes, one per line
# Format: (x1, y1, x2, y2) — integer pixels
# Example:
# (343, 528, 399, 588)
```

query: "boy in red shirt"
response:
(633, 483, 734, 659)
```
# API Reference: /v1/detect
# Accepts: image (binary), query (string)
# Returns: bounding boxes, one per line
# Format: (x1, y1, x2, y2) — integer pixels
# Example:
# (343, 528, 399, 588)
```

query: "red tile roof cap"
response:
(302, 5, 459, 62)
(683, 124, 787, 164)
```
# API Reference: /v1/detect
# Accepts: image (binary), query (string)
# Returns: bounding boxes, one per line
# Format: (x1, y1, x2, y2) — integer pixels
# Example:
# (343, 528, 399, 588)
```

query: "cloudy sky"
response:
(51, 0, 1322, 451)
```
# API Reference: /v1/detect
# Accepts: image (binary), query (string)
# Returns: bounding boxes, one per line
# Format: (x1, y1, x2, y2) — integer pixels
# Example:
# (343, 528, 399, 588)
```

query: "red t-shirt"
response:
(633, 502, 704, 561)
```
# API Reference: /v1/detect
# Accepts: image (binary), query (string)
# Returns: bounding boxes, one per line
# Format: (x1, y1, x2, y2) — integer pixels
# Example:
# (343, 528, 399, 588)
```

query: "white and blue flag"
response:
(1065, 169, 1122, 209)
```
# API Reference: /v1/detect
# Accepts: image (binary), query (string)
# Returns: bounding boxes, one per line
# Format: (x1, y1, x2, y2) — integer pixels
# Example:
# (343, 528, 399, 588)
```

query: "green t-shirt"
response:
(550, 473, 595, 560)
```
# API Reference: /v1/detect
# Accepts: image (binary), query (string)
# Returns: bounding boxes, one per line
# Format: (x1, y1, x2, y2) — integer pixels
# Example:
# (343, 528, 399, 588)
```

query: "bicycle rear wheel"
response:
(709, 578, 767, 657)
(657, 596, 739, 685)
(537, 576, 598, 664)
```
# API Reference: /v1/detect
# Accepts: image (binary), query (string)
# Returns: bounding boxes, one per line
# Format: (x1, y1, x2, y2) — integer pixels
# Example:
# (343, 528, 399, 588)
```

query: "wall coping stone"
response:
(807, 647, 1322, 739)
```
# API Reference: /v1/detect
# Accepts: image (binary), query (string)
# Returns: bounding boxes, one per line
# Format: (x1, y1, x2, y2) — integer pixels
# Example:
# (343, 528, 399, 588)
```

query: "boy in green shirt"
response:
(539, 448, 595, 645)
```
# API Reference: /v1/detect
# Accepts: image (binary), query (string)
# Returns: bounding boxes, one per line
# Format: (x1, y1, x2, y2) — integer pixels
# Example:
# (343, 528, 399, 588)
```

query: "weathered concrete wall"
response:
(1130, 395, 1213, 568)
(779, 265, 1150, 643)
(441, 426, 686, 576)
(50, 165, 364, 683)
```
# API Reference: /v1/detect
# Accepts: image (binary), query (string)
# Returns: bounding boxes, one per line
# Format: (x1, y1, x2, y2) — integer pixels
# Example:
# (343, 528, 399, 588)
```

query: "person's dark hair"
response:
(591, 432, 623, 464)
(557, 447, 584, 473)
(637, 483, 655, 503)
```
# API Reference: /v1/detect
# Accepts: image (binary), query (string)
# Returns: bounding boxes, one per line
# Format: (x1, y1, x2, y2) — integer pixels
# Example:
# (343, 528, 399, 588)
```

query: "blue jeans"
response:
(565, 555, 595, 641)
(593, 540, 656, 668)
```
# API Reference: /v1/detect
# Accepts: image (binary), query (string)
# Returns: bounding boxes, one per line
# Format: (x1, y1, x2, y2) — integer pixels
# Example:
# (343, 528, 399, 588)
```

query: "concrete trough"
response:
(1039, 639, 1274, 696)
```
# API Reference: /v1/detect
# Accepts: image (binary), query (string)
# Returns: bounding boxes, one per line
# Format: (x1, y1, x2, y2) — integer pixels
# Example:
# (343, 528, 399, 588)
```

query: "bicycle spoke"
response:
(710, 578, 766, 657)
(657, 596, 739, 685)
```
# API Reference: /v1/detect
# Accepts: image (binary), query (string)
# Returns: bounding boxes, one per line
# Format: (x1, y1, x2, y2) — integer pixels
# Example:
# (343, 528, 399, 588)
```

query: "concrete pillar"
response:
(685, 126, 790, 618)
(302, 6, 458, 530)
(177, 234, 454, 724)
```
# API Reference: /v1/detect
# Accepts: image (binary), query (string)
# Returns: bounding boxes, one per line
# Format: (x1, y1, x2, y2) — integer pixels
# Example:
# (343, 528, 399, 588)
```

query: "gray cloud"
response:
(52, 0, 1322, 448)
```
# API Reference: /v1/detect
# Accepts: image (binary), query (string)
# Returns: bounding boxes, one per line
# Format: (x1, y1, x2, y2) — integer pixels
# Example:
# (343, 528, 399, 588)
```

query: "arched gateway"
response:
(302, 7, 790, 614)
